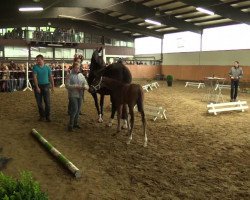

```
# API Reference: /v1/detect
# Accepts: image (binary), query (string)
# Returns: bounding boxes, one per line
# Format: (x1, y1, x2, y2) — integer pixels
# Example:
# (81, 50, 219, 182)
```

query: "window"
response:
(5, 46, 28, 57)
(127, 41, 134, 48)
(76, 49, 84, 55)
(55, 48, 75, 59)
(31, 47, 53, 58)
(135, 37, 162, 54)
(85, 49, 94, 59)
(202, 24, 250, 51)
(163, 31, 201, 53)
(120, 41, 127, 47)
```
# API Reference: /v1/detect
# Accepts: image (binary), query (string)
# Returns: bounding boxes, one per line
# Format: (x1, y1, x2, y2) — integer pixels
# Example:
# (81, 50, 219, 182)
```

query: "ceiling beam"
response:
(52, 0, 202, 34)
(179, 0, 250, 25)
(109, 1, 202, 34)
(82, 9, 164, 38)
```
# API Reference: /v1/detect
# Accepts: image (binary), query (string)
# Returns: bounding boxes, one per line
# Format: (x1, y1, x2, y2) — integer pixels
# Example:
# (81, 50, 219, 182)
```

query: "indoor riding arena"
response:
(1, 79, 250, 199)
(1, 0, 250, 200)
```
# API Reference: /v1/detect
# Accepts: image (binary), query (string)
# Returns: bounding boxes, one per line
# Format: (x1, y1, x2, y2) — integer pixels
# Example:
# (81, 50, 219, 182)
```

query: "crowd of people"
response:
(0, 60, 89, 92)
(0, 27, 82, 43)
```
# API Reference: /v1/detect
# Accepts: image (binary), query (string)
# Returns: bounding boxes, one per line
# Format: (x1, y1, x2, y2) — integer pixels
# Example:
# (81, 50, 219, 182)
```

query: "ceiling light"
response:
(58, 15, 77, 19)
(196, 7, 214, 15)
(145, 19, 162, 26)
(19, 7, 43, 12)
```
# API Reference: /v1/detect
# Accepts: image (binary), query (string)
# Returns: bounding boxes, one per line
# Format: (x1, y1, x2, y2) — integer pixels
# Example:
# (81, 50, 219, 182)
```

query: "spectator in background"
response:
(229, 61, 243, 102)
(18, 64, 25, 90)
(1, 65, 10, 92)
(33, 54, 54, 122)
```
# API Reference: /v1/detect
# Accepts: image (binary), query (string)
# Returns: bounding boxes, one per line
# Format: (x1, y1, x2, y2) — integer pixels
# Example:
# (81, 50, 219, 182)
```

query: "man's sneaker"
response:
(73, 125, 81, 129)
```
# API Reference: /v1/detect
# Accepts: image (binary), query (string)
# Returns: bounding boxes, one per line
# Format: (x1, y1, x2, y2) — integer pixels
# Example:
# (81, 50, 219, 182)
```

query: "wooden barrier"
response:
(142, 84, 153, 92)
(151, 82, 160, 89)
(207, 100, 248, 115)
(185, 82, 205, 88)
(142, 82, 159, 92)
(135, 105, 166, 121)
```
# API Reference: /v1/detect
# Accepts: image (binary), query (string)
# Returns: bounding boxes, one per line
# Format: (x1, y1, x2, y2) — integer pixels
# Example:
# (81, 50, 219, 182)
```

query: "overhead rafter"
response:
(82, 8, 164, 38)
(54, 0, 202, 34)
(179, 0, 250, 25)
(108, 0, 203, 34)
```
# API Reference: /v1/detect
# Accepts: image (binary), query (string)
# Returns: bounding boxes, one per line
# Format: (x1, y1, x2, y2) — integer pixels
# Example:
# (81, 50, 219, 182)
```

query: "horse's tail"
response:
(136, 85, 144, 113)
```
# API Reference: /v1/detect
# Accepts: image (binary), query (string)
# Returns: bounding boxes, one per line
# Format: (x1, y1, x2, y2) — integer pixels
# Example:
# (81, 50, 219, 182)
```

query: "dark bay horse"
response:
(88, 47, 132, 125)
(90, 76, 147, 147)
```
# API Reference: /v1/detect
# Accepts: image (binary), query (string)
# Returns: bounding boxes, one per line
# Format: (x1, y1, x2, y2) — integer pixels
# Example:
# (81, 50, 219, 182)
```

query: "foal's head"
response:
(89, 76, 122, 93)
(89, 76, 103, 93)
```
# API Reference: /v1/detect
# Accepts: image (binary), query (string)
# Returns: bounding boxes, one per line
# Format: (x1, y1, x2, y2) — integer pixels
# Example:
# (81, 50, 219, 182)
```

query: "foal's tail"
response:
(136, 85, 144, 113)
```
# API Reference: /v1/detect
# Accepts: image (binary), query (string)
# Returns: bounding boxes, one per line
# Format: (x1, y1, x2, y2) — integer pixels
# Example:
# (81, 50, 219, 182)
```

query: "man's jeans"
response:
(68, 97, 82, 128)
(231, 80, 239, 100)
(34, 84, 51, 118)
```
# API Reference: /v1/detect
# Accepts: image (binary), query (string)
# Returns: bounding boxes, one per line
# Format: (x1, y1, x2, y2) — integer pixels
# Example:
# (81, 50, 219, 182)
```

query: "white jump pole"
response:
(59, 62, 65, 88)
(23, 62, 32, 91)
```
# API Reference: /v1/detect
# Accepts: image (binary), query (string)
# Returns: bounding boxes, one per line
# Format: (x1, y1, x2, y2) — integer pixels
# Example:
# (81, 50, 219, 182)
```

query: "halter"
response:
(91, 76, 103, 91)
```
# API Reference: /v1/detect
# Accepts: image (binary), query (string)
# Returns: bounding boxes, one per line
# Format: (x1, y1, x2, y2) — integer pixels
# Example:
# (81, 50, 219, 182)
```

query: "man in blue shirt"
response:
(33, 54, 54, 122)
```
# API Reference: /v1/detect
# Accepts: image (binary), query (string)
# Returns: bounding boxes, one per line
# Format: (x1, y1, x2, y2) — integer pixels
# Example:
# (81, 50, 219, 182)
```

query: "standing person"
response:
(66, 62, 89, 132)
(33, 54, 54, 122)
(229, 61, 243, 102)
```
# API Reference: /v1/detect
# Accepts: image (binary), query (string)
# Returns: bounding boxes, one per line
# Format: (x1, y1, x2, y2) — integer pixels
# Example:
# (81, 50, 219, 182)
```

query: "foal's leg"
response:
(127, 106, 134, 145)
(141, 110, 147, 147)
(121, 105, 128, 129)
(108, 95, 116, 127)
(116, 105, 123, 133)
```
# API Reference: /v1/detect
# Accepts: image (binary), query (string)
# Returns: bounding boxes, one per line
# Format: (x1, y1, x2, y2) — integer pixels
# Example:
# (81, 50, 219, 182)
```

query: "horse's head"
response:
(90, 47, 105, 71)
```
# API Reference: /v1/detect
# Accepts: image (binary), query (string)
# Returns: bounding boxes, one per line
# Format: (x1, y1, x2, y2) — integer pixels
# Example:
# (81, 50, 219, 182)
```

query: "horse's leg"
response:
(125, 106, 130, 132)
(91, 93, 102, 123)
(141, 110, 147, 147)
(99, 94, 104, 123)
(126, 106, 134, 145)
(121, 105, 128, 129)
(116, 105, 123, 134)
(108, 95, 116, 127)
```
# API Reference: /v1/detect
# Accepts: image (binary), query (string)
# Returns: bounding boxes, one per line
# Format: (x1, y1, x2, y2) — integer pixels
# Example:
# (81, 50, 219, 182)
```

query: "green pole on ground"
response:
(31, 129, 81, 178)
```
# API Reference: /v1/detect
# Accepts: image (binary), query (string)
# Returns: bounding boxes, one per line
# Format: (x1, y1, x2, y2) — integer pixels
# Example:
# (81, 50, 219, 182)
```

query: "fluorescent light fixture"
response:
(196, 7, 214, 15)
(58, 15, 77, 19)
(145, 19, 162, 26)
(19, 7, 43, 12)
(47, 44, 63, 47)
